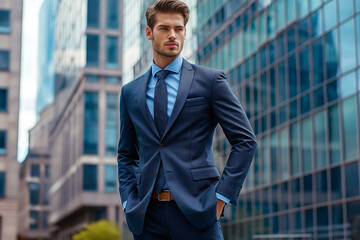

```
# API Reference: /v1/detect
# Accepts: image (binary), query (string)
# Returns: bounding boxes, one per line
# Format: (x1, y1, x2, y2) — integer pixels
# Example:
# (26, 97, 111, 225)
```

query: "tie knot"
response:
(155, 70, 170, 81)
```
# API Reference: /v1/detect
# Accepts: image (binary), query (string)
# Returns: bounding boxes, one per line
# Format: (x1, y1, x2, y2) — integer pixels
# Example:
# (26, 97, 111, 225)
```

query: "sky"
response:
(18, 0, 44, 162)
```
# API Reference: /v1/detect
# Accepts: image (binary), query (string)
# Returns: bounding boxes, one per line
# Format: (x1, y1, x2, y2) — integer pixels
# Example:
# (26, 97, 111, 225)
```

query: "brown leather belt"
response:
(151, 190, 174, 201)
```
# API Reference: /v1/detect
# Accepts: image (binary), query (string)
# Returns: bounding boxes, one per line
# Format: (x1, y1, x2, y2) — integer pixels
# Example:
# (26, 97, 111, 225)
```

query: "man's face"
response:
(146, 12, 186, 59)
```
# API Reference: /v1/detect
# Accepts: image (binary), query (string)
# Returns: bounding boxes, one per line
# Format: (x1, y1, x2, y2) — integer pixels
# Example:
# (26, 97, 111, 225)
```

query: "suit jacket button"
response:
(160, 143, 165, 148)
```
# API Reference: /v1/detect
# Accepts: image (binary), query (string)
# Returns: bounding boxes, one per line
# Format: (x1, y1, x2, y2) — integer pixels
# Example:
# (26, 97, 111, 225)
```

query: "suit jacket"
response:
(117, 59, 257, 235)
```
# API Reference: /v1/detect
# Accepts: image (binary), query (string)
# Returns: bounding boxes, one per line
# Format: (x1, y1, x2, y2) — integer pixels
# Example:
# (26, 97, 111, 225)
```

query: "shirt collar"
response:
(151, 55, 183, 78)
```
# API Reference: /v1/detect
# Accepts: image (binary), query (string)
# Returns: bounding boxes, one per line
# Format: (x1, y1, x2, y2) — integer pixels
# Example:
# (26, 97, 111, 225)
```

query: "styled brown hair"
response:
(146, 0, 190, 29)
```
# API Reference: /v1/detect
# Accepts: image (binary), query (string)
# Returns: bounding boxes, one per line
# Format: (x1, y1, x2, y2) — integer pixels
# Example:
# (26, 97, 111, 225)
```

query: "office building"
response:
(49, 0, 123, 239)
(18, 105, 53, 240)
(0, 0, 22, 239)
(195, 0, 360, 239)
(36, 0, 58, 118)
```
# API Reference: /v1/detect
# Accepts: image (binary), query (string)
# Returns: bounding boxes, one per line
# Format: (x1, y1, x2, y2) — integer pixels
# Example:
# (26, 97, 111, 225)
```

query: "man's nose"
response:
(168, 29, 176, 40)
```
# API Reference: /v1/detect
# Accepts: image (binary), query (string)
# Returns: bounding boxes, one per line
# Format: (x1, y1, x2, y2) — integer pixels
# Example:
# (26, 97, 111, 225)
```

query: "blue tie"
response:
(154, 70, 170, 193)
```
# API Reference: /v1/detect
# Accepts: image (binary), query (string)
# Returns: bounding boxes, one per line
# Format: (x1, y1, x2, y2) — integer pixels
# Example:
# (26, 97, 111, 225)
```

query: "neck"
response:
(153, 52, 179, 69)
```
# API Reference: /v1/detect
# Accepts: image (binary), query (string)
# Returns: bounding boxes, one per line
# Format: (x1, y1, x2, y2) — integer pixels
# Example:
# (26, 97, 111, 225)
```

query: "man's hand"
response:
(216, 199, 226, 220)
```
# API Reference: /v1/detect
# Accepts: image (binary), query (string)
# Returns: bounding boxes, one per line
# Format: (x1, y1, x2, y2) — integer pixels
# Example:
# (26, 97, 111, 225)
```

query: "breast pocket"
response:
(183, 97, 208, 108)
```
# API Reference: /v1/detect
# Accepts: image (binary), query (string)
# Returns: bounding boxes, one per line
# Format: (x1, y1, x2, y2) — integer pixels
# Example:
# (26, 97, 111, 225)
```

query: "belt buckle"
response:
(158, 190, 171, 201)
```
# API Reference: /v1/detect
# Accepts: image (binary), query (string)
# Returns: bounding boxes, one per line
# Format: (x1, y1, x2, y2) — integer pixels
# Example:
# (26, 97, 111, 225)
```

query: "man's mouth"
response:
(166, 42, 178, 47)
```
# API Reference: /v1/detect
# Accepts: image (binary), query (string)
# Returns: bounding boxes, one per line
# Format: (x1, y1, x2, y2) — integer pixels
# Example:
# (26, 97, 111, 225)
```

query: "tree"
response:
(72, 220, 120, 240)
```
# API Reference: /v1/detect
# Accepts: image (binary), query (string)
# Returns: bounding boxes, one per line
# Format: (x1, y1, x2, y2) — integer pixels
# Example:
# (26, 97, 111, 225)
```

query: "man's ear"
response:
(146, 26, 153, 40)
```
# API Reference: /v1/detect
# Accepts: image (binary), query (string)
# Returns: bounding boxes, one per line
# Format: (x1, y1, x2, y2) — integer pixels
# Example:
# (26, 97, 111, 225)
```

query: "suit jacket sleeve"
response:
(117, 85, 139, 205)
(212, 71, 257, 204)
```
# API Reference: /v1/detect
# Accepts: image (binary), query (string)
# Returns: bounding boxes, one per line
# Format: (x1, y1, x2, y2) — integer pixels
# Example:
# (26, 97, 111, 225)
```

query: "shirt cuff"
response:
(123, 201, 127, 210)
(216, 193, 230, 204)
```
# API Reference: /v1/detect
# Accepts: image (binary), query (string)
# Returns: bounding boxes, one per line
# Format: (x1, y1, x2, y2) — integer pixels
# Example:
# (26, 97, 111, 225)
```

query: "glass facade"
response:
(195, 0, 360, 239)
(0, 50, 9, 71)
(0, 10, 10, 33)
(0, 89, 6, 111)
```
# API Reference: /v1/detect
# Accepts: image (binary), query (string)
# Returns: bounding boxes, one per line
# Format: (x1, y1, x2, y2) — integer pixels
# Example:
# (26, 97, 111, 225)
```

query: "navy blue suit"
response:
(117, 59, 257, 235)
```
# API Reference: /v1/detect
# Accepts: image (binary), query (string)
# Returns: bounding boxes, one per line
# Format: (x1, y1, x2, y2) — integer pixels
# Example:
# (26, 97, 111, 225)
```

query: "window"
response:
(314, 111, 326, 169)
(297, 0, 308, 19)
(340, 71, 356, 97)
(45, 165, 50, 178)
(86, 34, 99, 66)
(286, 0, 295, 23)
(0, 50, 10, 71)
(30, 164, 40, 177)
(106, 36, 118, 68)
(316, 170, 328, 203)
(345, 162, 360, 198)
(339, 0, 353, 22)
(291, 178, 300, 208)
(332, 204, 343, 227)
(29, 211, 39, 230)
(325, 30, 339, 80)
(28, 182, 39, 205)
(331, 167, 342, 200)
(86, 75, 99, 82)
(261, 136, 269, 185)
(0, 172, 5, 197)
(300, 47, 310, 92)
(83, 164, 97, 191)
(324, 0, 337, 31)
(87, 0, 99, 27)
(303, 174, 313, 206)
(301, 117, 312, 173)
(105, 165, 116, 193)
(0, 131, 6, 155)
(270, 132, 277, 182)
(279, 128, 288, 180)
(311, 9, 323, 38)
(84, 92, 98, 154)
(0, 10, 10, 33)
(290, 123, 300, 176)
(105, 93, 118, 156)
(342, 96, 359, 160)
(43, 183, 49, 205)
(288, 55, 297, 98)
(106, 76, 119, 84)
(312, 39, 324, 86)
(43, 211, 49, 230)
(0, 89, 7, 111)
(340, 19, 356, 73)
(107, 0, 118, 29)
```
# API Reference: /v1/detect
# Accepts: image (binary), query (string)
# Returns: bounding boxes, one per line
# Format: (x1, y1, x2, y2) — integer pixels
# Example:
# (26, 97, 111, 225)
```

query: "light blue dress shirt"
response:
(123, 56, 229, 210)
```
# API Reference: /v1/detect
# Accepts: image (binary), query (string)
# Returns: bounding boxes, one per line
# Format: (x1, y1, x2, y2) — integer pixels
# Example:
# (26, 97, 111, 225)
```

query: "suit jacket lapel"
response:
(137, 68, 161, 139)
(163, 59, 194, 138)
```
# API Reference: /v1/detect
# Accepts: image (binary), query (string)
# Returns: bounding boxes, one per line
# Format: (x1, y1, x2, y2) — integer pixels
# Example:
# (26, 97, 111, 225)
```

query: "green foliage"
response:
(72, 220, 120, 240)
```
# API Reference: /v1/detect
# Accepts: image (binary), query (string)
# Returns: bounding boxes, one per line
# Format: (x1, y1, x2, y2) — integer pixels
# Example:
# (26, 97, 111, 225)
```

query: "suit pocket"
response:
(190, 166, 220, 181)
(183, 97, 207, 108)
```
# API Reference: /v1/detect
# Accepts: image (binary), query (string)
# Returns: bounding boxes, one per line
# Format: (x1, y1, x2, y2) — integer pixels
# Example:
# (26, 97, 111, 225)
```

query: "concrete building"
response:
(195, 0, 360, 239)
(18, 105, 53, 240)
(49, 0, 123, 239)
(0, 0, 22, 239)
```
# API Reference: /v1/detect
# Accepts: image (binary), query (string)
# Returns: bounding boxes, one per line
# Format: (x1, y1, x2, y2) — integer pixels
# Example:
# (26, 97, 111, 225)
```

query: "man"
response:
(117, 0, 257, 239)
